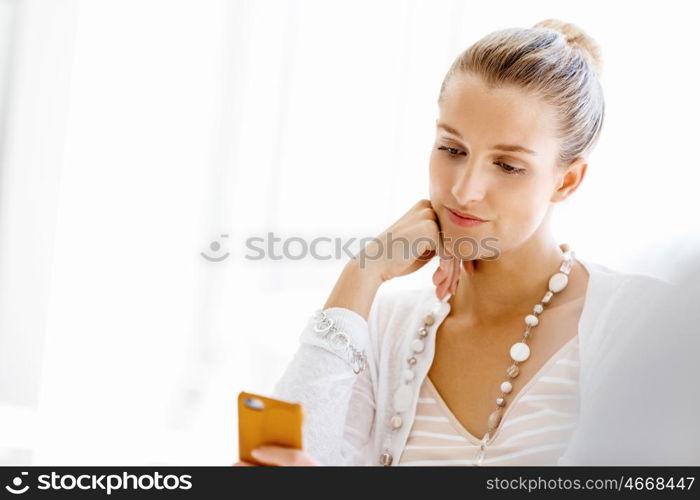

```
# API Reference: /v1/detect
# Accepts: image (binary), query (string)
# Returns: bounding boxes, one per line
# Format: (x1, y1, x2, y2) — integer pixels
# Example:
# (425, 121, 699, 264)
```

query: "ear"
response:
(551, 157, 587, 203)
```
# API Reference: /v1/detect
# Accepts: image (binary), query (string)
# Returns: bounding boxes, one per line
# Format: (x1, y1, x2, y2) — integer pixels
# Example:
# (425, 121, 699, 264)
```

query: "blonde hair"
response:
(438, 19, 605, 167)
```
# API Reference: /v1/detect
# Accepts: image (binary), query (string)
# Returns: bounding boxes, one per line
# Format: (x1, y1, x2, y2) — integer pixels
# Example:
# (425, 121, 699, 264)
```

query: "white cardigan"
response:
(271, 257, 672, 466)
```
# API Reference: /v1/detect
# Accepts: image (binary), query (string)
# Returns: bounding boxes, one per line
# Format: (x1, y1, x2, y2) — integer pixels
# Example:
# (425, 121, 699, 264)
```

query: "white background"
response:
(0, 0, 697, 465)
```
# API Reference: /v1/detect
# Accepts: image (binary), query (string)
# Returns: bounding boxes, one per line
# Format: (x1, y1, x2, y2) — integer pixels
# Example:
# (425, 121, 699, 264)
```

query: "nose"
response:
(450, 161, 487, 205)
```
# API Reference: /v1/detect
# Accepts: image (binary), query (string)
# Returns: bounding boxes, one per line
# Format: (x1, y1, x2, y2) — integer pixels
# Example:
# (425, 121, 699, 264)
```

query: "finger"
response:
(437, 242, 453, 272)
(232, 460, 256, 466)
(449, 257, 461, 293)
(435, 265, 451, 300)
(437, 237, 458, 287)
(433, 266, 452, 294)
(448, 249, 461, 286)
(434, 281, 444, 300)
(464, 259, 475, 276)
(437, 241, 451, 263)
(439, 256, 453, 277)
(436, 227, 452, 261)
(442, 260, 455, 295)
(432, 266, 448, 286)
(252, 446, 317, 466)
(436, 276, 450, 300)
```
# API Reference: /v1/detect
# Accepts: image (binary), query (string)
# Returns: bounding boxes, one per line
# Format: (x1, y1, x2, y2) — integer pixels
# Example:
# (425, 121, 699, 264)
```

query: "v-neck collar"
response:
(422, 334, 579, 445)
(419, 256, 594, 446)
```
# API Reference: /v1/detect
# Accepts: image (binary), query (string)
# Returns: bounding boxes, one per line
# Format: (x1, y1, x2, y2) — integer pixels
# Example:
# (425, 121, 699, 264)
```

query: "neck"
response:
(448, 233, 566, 325)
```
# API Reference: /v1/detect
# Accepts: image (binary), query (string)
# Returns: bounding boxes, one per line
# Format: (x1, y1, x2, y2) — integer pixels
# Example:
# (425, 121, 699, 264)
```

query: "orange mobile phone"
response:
(237, 391, 304, 466)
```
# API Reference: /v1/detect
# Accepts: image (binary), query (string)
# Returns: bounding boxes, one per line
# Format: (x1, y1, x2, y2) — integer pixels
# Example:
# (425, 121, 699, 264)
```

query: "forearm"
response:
(323, 258, 384, 321)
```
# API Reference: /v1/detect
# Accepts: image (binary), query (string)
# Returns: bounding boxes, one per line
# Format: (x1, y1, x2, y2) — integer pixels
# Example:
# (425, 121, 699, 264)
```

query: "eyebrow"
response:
(436, 121, 537, 156)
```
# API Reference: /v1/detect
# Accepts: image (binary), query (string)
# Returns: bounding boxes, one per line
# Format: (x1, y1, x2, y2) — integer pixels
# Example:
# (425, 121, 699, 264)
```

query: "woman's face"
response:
(429, 72, 571, 260)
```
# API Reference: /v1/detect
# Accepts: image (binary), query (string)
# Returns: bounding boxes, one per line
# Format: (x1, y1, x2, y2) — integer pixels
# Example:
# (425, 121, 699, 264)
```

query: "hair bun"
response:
(533, 18, 603, 77)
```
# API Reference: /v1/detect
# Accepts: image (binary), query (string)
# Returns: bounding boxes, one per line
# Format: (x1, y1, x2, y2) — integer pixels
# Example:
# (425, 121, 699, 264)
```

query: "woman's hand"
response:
(432, 246, 461, 300)
(324, 198, 470, 318)
(357, 199, 447, 281)
(432, 245, 475, 300)
(232, 446, 320, 466)
(357, 198, 464, 300)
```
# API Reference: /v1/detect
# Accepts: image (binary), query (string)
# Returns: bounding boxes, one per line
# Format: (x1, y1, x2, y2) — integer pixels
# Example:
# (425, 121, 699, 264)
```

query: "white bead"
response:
(411, 339, 425, 353)
(548, 272, 569, 293)
(500, 381, 513, 393)
(393, 384, 413, 412)
(510, 342, 530, 362)
(541, 291, 553, 304)
(391, 415, 403, 430)
(403, 368, 415, 382)
(525, 314, 539, 327)
(533, 304, 544, 314)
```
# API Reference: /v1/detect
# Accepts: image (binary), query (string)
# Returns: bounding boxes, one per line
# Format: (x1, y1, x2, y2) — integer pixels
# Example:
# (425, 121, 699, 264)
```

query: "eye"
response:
(438, 145, 526, 175)
(437, 146, 466, 158)
(494, 160, 526, 176)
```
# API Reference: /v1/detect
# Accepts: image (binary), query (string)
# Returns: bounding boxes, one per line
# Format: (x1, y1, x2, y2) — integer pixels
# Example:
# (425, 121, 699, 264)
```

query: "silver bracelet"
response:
(310, 309, 368, 374)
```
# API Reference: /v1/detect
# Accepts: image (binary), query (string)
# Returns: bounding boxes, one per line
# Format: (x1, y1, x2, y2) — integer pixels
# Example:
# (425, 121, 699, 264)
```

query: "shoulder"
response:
(580, 257, 673, 300)
(372, 285, 436, 316)
(368, 285, 437, 347)
(369, 285, 436, 328)
(578, 257, 674, 335)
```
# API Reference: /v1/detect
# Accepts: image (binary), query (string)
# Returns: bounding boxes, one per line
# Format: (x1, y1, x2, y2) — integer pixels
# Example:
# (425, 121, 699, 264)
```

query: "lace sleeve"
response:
(270, 296, 385, 466)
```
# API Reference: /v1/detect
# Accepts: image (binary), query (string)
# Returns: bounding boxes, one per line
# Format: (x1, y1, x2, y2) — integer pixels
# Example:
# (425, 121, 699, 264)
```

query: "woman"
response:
(236, 18, 670, 466)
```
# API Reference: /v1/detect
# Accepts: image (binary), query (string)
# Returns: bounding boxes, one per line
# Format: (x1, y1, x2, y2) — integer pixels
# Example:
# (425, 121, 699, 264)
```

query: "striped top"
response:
(398, 335, 580, 466)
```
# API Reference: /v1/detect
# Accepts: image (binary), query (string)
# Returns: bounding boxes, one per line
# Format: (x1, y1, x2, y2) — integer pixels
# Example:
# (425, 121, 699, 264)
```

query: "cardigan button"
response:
(391, 415, 403, 429)
(410, 339, 425, 353)
(379, 452, 393, 466)
(393, 384, 412, 412)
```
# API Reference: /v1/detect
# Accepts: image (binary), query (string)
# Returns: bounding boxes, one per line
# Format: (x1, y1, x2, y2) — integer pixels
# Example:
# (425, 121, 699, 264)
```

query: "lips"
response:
(447, 208, 487, 222)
